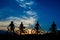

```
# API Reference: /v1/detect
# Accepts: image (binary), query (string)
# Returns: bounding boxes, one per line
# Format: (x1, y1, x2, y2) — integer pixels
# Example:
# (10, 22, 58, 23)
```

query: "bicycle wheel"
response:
(31, 29, 36, 34)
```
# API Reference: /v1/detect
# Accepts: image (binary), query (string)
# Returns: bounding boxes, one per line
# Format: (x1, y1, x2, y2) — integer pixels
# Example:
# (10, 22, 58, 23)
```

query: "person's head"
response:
(21, 22, 23, 24)
(53, 21, 55, 24)
(11, 21, 13, 24)
(37, 21, 38, 24)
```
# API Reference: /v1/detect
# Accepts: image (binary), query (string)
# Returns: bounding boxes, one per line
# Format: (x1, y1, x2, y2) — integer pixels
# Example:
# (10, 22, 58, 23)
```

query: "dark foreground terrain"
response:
(0, 30, 60, 40)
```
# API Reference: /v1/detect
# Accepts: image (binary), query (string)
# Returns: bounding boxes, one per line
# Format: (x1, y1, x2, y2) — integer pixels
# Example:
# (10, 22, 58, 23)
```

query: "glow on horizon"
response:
(0, 27, 45, 35)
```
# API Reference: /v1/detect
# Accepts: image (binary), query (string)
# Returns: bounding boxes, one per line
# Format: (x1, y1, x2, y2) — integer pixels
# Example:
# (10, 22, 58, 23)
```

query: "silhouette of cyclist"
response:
(7, 21, 15, 32)
(35, 21, 40, 34)
(50, 21, 57, 33)
(19, 22, 25, 33)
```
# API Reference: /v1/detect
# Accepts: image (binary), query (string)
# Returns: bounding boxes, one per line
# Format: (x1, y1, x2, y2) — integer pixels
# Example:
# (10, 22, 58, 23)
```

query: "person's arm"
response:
(7, 24, 10, 31)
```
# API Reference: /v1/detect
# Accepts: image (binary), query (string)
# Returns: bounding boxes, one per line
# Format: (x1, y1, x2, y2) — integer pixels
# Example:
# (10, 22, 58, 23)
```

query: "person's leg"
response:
(36, 29, 38, 34)
(10, 28, 12, 32)
(22, 29, 24, 33)
(12, 28, 14, 32)
(11, 28, 14, 32)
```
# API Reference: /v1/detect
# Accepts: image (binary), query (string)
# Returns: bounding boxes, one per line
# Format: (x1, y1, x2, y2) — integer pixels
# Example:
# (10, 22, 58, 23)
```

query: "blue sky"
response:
(0, 0, 60, 31)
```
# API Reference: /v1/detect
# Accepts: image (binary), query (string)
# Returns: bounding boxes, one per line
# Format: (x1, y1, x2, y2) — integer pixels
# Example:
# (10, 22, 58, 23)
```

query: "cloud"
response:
(25, 1, 34, 5)
(16, 0, 37, 18)
(0, 0, 38, 30)
(16, 0, 34, 9)
(0, 16, 36, 28)
(16, 0, 25, 2)
(20, 0, 25, 1)
(24, 10, 37, 16)
(19, 4, 26, 8)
